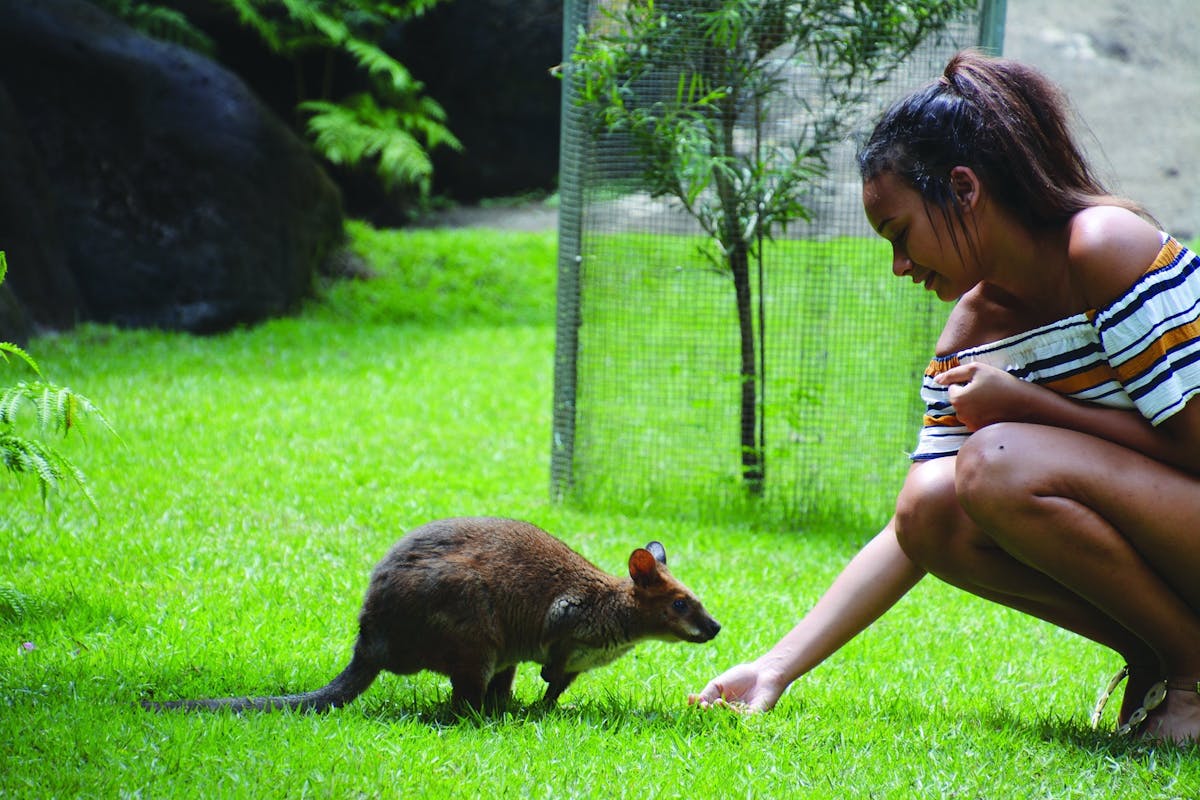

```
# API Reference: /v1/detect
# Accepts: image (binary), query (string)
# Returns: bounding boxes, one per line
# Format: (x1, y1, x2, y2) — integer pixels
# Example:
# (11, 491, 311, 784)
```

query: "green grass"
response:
(2, 225, 1199, 798)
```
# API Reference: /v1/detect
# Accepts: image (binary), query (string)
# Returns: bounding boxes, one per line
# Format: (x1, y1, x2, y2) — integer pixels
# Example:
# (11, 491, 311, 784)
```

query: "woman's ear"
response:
(949, 166, 981, 211)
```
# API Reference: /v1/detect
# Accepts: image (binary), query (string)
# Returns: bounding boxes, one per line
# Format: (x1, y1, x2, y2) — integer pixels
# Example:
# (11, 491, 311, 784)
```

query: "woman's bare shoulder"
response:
(1068, 206, 1163, 308)
(934, 208, 1164, 357)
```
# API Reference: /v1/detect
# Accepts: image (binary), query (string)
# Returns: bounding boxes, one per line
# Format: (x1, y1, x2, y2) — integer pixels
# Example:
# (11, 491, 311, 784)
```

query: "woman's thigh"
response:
(956, 422, 1200, 609)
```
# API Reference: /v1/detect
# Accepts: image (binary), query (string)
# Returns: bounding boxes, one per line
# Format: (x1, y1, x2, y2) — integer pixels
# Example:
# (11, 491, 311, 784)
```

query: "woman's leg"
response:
(895, 457, 1160, 724)
(954, 422, 1200, 742)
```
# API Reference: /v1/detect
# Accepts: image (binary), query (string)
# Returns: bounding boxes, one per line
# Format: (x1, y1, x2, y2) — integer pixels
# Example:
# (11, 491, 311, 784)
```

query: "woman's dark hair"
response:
(857, 50, 1148, 252)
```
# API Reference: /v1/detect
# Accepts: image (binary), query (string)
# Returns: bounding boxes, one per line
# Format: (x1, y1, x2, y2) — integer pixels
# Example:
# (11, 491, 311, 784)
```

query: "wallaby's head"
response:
(627, 541, 721, 644)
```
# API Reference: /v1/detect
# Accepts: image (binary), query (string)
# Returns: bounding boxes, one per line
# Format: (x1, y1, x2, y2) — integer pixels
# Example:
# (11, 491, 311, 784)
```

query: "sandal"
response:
(1091, 665, 1128, 729)
(1116, 678, 1168, 736)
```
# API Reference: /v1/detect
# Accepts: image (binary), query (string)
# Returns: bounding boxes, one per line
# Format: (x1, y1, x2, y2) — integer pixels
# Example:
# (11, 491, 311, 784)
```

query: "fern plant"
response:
(248, 0, 461, 196)
(93, 0, 459, 199)
(0, 253, 113, 509)
(300, 92, 458, 196)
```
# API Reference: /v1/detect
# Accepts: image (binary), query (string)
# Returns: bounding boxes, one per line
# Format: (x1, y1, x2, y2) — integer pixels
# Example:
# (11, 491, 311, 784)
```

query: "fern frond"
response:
(0, 256, 108, 513)
(284, 1, 351, 44)
(0, 342, 43, 377)
(37, 384, 55, 433)
(375, 132, 433, 191)
(0, 433, 63, 489)
(0, 430, 99, 511)
(300, 100, 376, 165)
(0, 381, 114, 439)
(57, 387, 75, 434)
(301, 95, 445, 192)
(218, 0, 283, 51)
(398, 97, 461, 152)
(0, 384, 27, 426)
(0, 586, 39, 622)
(344, 39, 416, 94)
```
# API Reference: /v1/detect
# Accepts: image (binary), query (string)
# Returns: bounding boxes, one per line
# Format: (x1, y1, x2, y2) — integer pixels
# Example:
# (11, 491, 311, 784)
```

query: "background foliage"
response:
(96, 0, 461, 198)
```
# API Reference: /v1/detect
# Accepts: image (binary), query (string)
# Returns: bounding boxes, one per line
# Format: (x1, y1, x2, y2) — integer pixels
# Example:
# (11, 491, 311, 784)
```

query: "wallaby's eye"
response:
(671, 598, 688, 613)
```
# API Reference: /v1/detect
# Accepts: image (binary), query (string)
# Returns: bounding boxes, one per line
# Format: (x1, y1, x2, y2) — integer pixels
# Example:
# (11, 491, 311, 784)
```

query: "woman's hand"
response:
(939, 362, 1200, 472)
(688, 661, 787, 713)
(935, 362, 1036, 431)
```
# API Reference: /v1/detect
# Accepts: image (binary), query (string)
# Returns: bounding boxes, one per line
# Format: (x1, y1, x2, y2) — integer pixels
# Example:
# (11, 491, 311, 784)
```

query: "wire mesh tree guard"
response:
(552, 0, 1007, 525)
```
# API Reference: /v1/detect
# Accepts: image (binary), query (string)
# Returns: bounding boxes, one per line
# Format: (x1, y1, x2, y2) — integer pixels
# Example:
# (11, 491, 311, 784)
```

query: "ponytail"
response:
(858, 50, 1149, 233)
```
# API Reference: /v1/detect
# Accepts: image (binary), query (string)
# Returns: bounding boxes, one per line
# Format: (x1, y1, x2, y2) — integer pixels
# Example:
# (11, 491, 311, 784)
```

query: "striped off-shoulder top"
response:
(913, 235, 1200, 460)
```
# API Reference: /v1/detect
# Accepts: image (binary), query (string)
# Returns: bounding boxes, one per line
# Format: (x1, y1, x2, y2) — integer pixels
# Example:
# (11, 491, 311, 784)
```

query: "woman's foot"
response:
(1141, 678, 1200, 744)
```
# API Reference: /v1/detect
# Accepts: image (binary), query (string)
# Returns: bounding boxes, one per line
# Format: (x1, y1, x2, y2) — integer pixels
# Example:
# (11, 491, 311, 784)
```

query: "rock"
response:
(0, 83, 77, 342)
(0, 0, 344, 338)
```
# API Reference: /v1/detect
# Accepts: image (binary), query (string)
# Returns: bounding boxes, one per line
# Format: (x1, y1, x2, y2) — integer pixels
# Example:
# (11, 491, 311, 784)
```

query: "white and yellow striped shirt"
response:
(913, 236, 1200, 460)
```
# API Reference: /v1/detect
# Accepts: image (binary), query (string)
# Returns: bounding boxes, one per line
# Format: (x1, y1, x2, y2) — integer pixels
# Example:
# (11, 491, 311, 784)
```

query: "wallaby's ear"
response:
(645, 541, 667, 565)
(629, 548, 663, 587)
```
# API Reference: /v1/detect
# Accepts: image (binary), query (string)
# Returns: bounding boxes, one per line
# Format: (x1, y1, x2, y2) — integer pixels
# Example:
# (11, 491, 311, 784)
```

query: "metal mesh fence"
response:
(553, 1, 1005, 526)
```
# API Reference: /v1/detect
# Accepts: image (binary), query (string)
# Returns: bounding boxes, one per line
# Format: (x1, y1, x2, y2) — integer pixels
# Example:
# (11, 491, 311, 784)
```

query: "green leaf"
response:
(300, 93, 458, 195)
(0, 343, 43, 377)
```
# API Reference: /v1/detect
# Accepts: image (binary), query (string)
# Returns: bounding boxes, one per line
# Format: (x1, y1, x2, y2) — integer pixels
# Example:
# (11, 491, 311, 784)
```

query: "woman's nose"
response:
(892, 249, 912, 277)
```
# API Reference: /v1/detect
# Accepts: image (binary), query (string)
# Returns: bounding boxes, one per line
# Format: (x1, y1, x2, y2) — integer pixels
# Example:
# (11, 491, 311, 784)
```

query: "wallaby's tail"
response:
(142, 651, 381, 714)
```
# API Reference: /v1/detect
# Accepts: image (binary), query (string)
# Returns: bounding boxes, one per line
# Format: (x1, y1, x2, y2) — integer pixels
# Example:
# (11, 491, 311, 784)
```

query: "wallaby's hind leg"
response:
(484, 666, 516, 709)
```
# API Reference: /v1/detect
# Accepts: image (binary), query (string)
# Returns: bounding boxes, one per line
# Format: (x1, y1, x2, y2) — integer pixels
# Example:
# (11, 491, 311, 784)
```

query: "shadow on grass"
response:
(984, 705, 1200, 758)
(349, 686, 747, 734)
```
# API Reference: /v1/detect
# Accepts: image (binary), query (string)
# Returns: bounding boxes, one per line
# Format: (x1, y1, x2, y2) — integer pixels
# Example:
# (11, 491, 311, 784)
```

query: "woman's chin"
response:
(932, 281, 968, 302)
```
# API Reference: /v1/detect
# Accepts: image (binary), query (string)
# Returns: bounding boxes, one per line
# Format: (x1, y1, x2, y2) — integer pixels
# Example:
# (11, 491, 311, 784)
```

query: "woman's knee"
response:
(954, 423, 1032, 518)
(894, 458, 966, 567)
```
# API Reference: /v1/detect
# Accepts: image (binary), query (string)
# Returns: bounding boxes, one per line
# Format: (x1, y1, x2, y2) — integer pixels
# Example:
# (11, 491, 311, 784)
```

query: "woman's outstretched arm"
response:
(689, 519, 925, 711)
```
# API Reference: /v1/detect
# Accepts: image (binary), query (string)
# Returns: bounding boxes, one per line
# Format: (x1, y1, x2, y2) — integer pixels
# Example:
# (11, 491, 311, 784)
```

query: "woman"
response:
(689, 50, 1200, 743)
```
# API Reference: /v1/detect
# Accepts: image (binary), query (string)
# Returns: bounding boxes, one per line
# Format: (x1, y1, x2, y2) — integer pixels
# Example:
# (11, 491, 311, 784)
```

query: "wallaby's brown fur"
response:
(143, 517, 720, 713)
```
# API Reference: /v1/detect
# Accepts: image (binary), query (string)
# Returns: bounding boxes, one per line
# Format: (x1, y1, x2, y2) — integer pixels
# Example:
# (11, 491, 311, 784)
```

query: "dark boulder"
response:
(0, 83, 75, 342)
(0, 0, 344, 339)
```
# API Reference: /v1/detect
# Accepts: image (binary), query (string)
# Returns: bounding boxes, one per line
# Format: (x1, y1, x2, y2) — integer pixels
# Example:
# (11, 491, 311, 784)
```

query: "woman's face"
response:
(862, 171, 977, 302)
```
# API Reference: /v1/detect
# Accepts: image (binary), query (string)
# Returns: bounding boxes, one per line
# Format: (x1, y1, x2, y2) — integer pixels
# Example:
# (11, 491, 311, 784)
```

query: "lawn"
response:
(2, 225, 1198, 798)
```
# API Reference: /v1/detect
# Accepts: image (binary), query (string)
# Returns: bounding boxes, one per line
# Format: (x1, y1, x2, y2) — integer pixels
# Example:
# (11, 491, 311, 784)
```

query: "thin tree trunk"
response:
(729, 239, 763, 494)
(713, 89, 764, 495)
